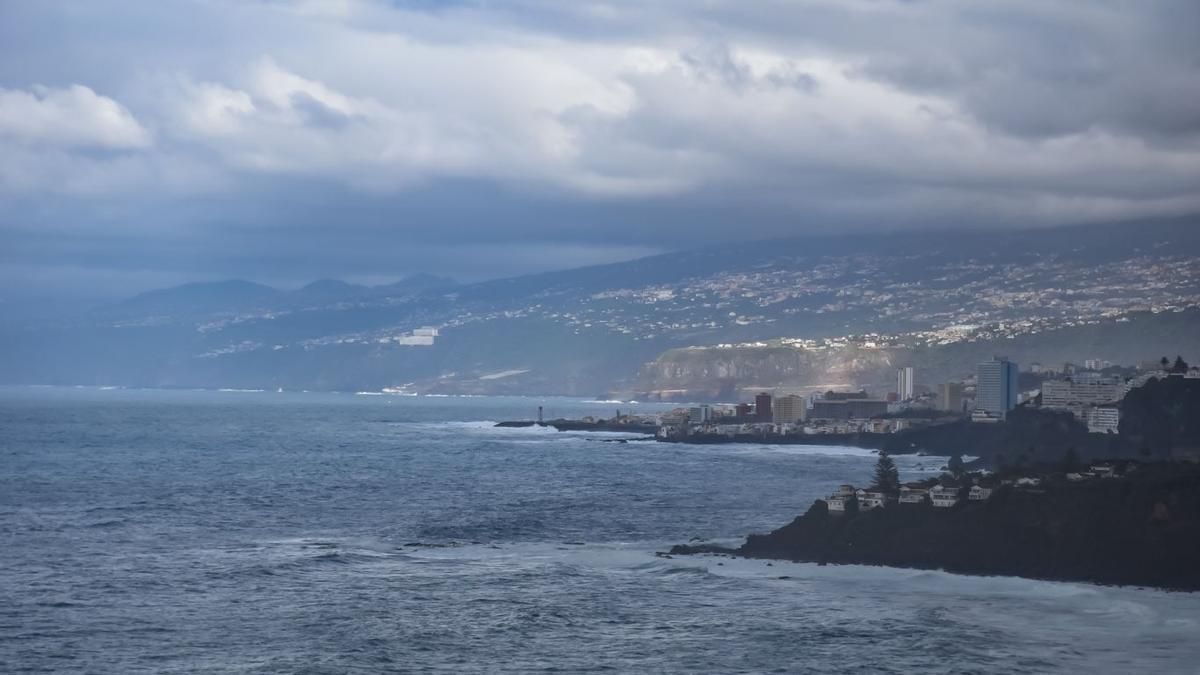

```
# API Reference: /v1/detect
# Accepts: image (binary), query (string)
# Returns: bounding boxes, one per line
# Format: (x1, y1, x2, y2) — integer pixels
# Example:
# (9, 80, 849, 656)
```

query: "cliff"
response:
(673, 463, 1200, 590)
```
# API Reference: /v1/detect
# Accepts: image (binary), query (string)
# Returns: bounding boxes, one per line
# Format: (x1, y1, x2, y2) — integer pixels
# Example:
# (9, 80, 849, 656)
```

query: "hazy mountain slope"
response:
(1, 216, 1197, 394)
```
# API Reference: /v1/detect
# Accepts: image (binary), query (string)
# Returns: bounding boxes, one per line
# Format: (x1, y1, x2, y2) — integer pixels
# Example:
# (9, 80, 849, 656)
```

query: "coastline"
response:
(670, 463, 1200, 592)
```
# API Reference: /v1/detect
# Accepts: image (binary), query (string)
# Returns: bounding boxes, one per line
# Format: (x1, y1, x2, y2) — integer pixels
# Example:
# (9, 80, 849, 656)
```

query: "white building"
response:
(896, 366, 915, 401)
(826, 485, 858, 514)
(857, 490, 892, 510)
(1041, 377, 1125, 416)
(1085, 406, 1120, 434)
(968, 486, 993, 501)
(930, 485, 959, 507)
(394, 334, 435, 346)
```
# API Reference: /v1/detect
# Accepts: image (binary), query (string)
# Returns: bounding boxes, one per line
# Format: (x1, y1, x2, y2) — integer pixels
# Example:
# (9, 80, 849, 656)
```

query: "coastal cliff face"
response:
(636, 344, 897, 398)
(633, 312, 1200, 400)
(693, 465, 1200, 590)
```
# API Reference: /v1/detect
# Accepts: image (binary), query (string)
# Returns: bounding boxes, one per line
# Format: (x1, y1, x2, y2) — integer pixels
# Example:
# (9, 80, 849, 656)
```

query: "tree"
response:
(1161, 356, 1170, 371)
(994, 452, 1009, 475)
(1061, 447, 1081, 474)
(1173, 356, 1189, 374)
(948, 453, 965, 479)
(872, 450, 900, 493)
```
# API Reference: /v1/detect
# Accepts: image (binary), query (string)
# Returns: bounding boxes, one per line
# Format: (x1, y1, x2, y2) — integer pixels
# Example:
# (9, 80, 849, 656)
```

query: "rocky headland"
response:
(672, 462, 1200, 590)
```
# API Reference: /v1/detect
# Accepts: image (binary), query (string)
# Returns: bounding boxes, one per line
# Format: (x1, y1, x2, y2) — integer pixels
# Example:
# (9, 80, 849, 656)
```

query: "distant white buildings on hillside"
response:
(390, 326, 440, 346)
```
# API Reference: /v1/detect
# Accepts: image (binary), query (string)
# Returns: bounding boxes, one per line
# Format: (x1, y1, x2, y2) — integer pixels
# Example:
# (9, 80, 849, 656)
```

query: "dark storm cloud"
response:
(1, 0, 1198, 300)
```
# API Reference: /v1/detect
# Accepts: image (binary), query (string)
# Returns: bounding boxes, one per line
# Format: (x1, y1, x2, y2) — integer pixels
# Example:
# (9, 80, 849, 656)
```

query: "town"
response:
(594, 355, 1199, 443)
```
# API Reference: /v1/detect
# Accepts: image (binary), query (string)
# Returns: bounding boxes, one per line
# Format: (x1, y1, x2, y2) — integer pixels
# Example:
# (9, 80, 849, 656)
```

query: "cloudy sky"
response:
(1, 0, 1198, 299)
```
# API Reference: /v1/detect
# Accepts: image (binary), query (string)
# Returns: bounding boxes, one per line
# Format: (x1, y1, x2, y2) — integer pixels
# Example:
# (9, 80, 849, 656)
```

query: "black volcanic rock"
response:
(715, 464, 1200, 590)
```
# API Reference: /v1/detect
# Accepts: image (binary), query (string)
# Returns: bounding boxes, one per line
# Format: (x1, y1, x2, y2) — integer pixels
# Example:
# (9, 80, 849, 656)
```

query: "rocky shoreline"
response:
(496, 419, 659, 434)
(671, 463, 1200, 591)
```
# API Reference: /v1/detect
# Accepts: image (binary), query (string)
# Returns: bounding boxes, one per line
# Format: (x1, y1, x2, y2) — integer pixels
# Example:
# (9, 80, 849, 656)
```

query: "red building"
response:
(755, 392, 773, 423)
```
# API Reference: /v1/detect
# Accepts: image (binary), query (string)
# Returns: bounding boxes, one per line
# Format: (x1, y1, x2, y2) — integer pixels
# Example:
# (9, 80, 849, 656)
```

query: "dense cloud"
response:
(1, 0, 1198, 299)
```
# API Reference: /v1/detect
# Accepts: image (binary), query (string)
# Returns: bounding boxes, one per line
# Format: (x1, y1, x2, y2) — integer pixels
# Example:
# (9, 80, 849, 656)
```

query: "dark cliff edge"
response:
(672, 464, 1200, 591)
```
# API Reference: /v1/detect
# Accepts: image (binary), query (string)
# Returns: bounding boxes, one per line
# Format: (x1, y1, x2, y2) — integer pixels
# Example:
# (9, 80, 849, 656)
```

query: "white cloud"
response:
(0, 84, 150, 149)
(1, 0, 1198, 234)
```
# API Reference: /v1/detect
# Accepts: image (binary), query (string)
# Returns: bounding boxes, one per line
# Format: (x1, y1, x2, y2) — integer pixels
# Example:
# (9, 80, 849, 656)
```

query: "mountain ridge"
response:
(3, 215, 1198, 395)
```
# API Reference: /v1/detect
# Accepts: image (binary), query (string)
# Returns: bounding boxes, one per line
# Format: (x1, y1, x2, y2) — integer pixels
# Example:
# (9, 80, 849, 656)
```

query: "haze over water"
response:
(1, 387, 1196, 672)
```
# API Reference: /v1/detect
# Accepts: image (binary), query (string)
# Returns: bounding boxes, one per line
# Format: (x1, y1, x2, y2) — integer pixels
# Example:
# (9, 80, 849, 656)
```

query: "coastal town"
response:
(540, 354, 1199, 446)
(662, 365, 1200, 590)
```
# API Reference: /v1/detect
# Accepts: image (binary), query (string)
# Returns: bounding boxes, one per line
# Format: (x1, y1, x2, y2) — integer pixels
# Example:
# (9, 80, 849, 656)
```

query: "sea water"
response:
(2, 387, 1198, 673)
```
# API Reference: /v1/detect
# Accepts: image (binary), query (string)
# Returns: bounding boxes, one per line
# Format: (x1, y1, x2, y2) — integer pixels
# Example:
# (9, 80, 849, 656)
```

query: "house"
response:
(826, 485, 856, 515)
(1066, 472, 1087, 482)
(968, 486, 993, 501)
(857, 490, 893, 510)
(1089, 464, 1117, 479)
(899, 486, 929, 504)
(930, 485, 960, 507)
(1014, 477, 1041, 488)
(826, 495, 849, 514)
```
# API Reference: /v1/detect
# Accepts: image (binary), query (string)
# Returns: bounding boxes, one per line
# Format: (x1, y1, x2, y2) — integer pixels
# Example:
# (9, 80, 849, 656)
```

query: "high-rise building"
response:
(772, 394, 806, 424)
(896, 367, 915, 401)
(976, 357, 1018, 417)
(754, 392, 774, 423)
(688, 405, 711, 425)
(937, 382, 964, 412)
(735, 402, 752, 421)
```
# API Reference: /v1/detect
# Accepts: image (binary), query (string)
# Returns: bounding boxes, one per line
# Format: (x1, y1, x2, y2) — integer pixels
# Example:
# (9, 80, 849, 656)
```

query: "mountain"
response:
(1, 216, 1198, 395)
(118, 280, 282, 316)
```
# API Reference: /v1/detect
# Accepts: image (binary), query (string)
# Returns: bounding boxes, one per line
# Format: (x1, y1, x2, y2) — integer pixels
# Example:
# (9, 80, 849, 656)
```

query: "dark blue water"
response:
(2, 387, 1198, 673)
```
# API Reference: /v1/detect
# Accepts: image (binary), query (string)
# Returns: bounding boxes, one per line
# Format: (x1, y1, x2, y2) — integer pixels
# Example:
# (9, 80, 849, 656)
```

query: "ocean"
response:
(2, 387, 1198, 673)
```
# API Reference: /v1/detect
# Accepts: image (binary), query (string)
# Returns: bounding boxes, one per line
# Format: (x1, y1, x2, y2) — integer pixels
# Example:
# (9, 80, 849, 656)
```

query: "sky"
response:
(1, 0, 1198, 300)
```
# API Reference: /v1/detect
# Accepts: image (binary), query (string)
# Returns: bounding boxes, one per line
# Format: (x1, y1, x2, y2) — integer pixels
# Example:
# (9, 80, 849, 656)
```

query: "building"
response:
(899, 486, 928, 504)
(1041, 376, 1125, 415)
(810, 398, 889, 420)
(772, 394, 806, 424)
(688, 405, 711, 425)
(896, 367, 915, 401)
(1085, 406, 1120, 434)
(857, 490, 893, 510)
(976, 357, 1018, 418)
(968, 486, 993, 501)
(937, 382, 964, 413)
(755, 392, 774, 423)
(930, 485, 960, 507)
(826, 485, 855, 515)
(823, 390, 870, 401)
(659, 408, 689, 426)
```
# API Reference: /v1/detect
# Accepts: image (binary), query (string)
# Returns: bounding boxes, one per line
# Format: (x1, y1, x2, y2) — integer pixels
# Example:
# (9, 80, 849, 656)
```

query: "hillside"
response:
(1, 216, 1198, 394)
